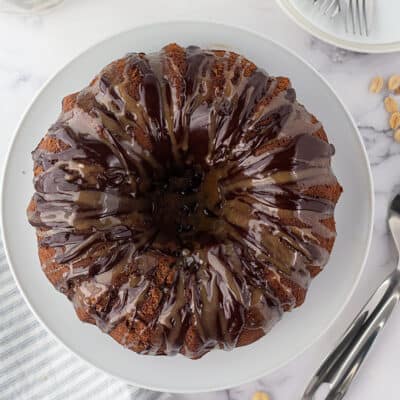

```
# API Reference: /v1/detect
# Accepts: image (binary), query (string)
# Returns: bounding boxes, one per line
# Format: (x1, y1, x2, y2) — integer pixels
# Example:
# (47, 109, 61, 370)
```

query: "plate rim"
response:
(0, 19, 375, 393)
(275, 0, 400, 54)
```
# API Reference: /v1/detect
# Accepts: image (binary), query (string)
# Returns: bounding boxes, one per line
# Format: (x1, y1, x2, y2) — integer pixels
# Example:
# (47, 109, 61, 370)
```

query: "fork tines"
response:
(346, 0, 370, 36)
(313, 0, 341, 18)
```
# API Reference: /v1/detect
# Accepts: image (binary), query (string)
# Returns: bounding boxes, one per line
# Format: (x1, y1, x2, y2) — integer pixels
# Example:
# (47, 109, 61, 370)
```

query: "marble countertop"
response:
(1, 0, 400, 399)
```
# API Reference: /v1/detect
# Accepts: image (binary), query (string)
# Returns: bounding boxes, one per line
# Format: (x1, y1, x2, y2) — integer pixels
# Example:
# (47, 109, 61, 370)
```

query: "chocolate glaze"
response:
(28, 45, 339, 358)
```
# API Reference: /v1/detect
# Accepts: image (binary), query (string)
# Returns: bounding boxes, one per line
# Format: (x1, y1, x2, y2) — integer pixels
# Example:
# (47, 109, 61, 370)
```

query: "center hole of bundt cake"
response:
(148, 165, 222, 248)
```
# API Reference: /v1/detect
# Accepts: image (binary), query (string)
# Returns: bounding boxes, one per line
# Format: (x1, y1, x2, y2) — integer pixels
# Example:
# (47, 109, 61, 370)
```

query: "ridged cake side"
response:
(27, 43, 342, 359)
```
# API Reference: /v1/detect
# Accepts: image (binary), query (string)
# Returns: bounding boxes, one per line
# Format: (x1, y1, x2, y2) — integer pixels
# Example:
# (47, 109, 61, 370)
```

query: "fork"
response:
(313, 0, 374, 36)
(313, 0, 341, 18)
(344, 0, 373, 36)
(302, 193, 400, 399)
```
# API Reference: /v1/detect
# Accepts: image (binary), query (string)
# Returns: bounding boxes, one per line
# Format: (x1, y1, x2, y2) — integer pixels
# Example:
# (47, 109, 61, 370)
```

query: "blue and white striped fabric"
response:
(0, 236, 176, 400)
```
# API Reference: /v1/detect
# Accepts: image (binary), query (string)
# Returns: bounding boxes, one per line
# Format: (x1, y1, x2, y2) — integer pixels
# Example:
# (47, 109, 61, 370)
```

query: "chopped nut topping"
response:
(369, 76, 384, 93)
(389, 112, 400, 129)
(252, 391, 270, 400)
(384, 96, 398, 113)
(394, 129, 400, 143)
(388, 75, 400, 91)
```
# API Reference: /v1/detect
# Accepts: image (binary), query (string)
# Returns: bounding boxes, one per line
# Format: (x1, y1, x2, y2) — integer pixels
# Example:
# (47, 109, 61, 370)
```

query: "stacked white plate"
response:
(277, 0, 400, 53)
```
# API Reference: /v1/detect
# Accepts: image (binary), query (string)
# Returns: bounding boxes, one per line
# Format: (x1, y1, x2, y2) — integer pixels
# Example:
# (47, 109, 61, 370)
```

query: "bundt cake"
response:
(27, 43, 342, 359)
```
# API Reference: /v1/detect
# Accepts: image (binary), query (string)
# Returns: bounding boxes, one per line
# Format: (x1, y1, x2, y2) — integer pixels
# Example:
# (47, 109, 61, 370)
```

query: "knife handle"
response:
(303, 268, 400, 400)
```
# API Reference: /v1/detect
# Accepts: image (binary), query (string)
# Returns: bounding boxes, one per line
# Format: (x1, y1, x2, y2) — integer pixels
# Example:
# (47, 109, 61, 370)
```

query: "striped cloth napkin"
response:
(0, 236, 174, 400)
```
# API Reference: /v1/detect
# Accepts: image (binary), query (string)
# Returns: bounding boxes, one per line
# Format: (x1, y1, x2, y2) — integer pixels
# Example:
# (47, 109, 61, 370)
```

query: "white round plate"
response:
(277, 0, 400, 53)
(0, 21, 373, 393)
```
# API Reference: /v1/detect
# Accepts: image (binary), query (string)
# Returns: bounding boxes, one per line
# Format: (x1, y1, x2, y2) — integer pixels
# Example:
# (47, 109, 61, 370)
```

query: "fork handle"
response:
(303, 268, 400, 400)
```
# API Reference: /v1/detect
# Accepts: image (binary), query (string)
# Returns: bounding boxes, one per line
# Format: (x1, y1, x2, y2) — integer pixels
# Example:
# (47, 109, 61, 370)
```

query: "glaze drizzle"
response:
(28, 45, 339, 358)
